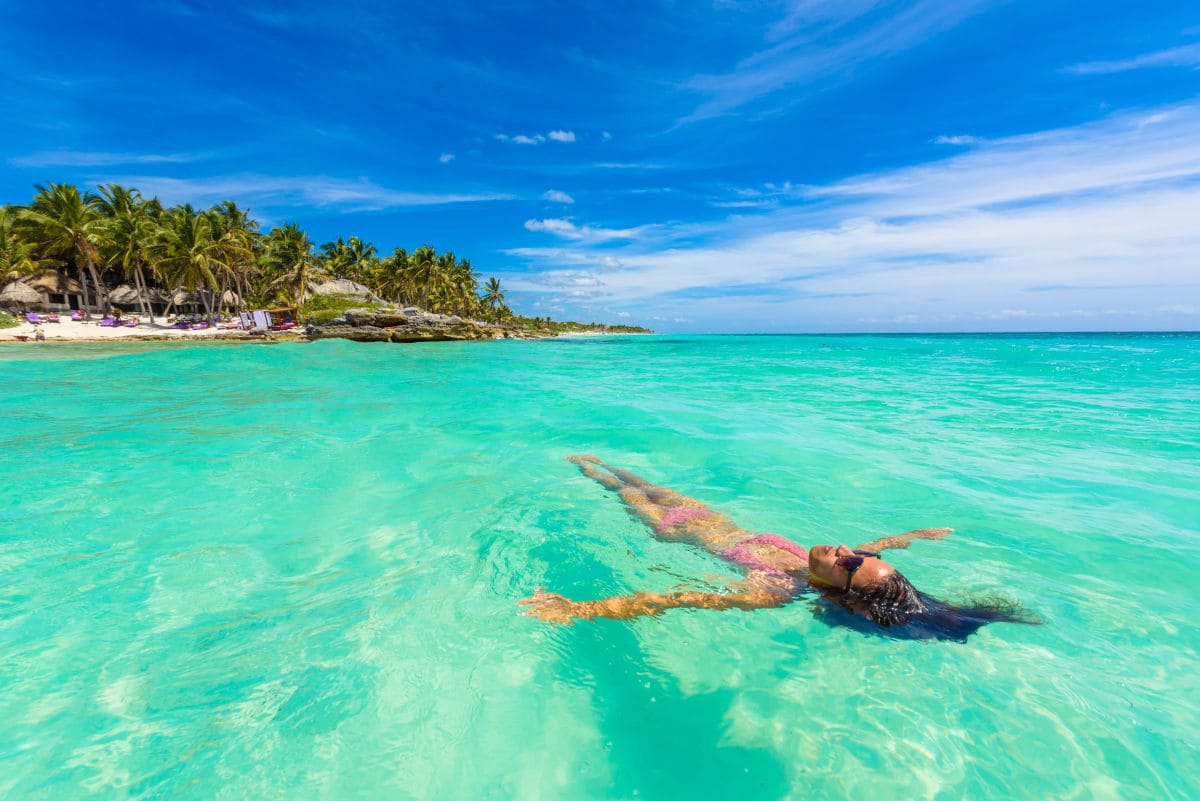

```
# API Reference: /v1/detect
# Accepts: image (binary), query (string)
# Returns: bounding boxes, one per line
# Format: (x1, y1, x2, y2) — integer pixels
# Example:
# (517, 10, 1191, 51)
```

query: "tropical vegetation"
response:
(2, 181, 599, 328)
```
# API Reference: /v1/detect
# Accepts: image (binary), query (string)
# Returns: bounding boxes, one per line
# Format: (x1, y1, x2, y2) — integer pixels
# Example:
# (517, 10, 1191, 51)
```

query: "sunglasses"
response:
(834, 549, 881, 591)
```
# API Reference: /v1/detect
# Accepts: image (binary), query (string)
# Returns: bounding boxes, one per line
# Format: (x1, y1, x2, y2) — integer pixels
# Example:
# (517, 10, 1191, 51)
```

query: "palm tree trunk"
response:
(79, 265, 92, 312)
(84, 253, 106, 312)
(134, 265, 152, 320)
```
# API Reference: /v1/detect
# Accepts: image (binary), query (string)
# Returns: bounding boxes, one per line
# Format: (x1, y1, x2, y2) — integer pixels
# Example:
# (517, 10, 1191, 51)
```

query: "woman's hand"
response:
(519, 590, 588, 624)
(855, 527, 953, 553)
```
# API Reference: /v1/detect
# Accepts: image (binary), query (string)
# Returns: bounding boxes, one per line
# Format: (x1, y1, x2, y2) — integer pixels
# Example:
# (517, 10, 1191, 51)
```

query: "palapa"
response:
(108, 284, 141, 305)
(26, 270, 84, 295)
(0, 280, 43, 306)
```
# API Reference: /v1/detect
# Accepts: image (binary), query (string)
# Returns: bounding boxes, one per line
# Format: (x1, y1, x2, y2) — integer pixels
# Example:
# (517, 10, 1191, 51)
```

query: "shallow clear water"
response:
(1, 333, 1197, 801)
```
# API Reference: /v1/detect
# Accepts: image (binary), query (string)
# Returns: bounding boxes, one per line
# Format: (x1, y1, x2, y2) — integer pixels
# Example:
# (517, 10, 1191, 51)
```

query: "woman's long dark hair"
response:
(813, 571, 1041, 641)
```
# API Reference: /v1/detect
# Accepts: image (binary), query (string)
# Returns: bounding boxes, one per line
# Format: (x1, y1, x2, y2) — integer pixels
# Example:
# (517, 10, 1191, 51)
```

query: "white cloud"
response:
(523, 218, 644, 242)
(495, 133, 546, 145)
(934, 135, 979, 145)
(10, 150, 202, 167)
(711, 199, 775, 209)
(542, 189, 575, 204)
(601, 131, 612, 141)
(593, 162, 667, 170)
(439, 153, 455, 163)
(1067, 42, 1200, 75)
(516, 270, 605, 289)
(91, 173, 513, 211)
(510, 102, 1200, 331)
(495, 129, 577, 146)
(681, 0, 990, 122)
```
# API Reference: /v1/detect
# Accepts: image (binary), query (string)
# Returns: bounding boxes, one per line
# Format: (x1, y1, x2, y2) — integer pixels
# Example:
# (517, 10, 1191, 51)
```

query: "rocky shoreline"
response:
(305, 307, 550, 343)
(1, 307, 607, 345)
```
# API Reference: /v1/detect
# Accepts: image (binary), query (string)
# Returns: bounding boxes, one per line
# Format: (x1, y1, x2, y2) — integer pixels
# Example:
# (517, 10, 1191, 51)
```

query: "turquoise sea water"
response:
(1, 333, 1197, 800)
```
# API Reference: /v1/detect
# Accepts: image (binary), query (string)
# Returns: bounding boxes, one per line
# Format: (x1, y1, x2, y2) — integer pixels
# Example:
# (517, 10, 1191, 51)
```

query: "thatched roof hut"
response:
(26, 271, 84, 295)
(0, 280, 43, 307)
(108, 284, 141, 305)
(171, 288, 203, 306)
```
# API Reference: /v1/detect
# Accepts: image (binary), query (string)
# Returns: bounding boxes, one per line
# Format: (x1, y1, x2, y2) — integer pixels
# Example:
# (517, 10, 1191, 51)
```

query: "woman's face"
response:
(808, 544, 895, 590)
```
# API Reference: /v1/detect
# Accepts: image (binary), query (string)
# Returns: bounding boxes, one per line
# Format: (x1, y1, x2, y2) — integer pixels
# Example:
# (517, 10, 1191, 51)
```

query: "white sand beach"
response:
(1, 317, 258, 343)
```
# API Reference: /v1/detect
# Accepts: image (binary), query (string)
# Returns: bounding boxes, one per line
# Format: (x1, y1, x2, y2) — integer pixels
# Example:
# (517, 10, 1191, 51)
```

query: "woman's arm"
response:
(520, 588, 791, 623)
(855, 527, 952, 553)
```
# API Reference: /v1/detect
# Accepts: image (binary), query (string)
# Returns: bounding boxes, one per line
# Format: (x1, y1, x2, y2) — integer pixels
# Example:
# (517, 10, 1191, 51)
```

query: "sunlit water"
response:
(1, 333, 1197, 801)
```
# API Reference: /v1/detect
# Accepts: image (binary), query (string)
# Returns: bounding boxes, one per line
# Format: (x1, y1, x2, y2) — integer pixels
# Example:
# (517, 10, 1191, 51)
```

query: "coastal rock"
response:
(308, 324, 394, 342)
(307, 307, 547, 343)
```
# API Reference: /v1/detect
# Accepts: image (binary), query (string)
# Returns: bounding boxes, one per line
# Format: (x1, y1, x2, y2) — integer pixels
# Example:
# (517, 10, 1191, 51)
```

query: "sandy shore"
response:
(1, 317, 264, 343)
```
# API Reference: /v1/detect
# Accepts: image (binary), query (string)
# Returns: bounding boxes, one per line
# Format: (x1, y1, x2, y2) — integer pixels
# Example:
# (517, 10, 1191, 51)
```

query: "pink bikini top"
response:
(719, 534, 809, 578)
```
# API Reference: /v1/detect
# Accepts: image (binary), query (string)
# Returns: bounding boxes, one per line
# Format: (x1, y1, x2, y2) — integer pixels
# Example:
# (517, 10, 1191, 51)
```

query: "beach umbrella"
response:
(221, 289, 240, 306)
(0, 280, 42, 307)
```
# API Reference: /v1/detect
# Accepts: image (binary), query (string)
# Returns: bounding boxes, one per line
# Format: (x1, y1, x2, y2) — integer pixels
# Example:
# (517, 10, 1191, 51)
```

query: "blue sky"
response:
(1, 0, 1198, 332)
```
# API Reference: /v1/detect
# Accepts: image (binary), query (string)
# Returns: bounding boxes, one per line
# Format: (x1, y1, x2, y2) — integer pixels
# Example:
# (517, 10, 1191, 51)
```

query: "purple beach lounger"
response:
(99, 316, 118, 327)
(25, 312, 40, 324)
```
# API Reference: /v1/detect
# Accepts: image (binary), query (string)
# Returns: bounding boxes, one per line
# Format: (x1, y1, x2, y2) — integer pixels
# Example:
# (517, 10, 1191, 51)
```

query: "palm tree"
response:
(151, 205, 223, 320)
(207, 201, 258, 315)
(345, 237, 378, 285)
(481, 277, 506, 320)
(262, 222, 321, 313)
(408, 244, 438, 310)
(319, 237, 352, 276)
(379, 247, 410, 304)
(1, 206, 48, 281)
(16, 183, 108, 310)
(94, 184, 159, 319)
(446, 256, 478, 316)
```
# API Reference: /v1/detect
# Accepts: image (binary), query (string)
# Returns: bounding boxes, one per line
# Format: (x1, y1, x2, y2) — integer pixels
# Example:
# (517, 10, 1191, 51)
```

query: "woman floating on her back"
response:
(521, 456, 1039, 640)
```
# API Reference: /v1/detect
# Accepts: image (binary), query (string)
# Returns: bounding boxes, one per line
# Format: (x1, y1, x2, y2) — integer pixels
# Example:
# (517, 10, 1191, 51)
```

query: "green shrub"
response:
(300, 294, 382, 325)
(0, 311, 18, 329)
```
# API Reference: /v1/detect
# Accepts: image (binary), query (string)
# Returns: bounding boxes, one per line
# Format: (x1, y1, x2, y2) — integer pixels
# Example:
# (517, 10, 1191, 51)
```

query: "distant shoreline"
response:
(0, 316, 652, 345)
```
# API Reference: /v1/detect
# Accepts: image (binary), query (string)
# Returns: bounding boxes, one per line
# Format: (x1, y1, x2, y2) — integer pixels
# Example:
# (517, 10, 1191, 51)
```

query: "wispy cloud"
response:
(523, 217, 644, 242)
(680, 0, 989, 122)
(90, 173, 513, 211)
(542, 189, 574, 204)
(439, 153, 455, 163)
(496, 133, 545, 145)
(509, 103, 1200, 331)
(495, 129, 577, 145)
(934, 134, 979, 145)
(1066, 42, 1200, 74)
(10, 150, 204, 168)
(592, 162, 668, 170)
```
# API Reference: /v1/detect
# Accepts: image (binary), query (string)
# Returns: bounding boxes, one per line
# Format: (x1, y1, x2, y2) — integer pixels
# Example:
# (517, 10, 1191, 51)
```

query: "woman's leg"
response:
(568, 455, 701, 508)
(568, 455, 722, 540)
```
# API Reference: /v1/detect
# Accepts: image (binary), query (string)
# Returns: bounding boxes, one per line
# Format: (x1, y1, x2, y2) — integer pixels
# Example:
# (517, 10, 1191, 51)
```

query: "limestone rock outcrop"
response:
(306, 308, 545, 343)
